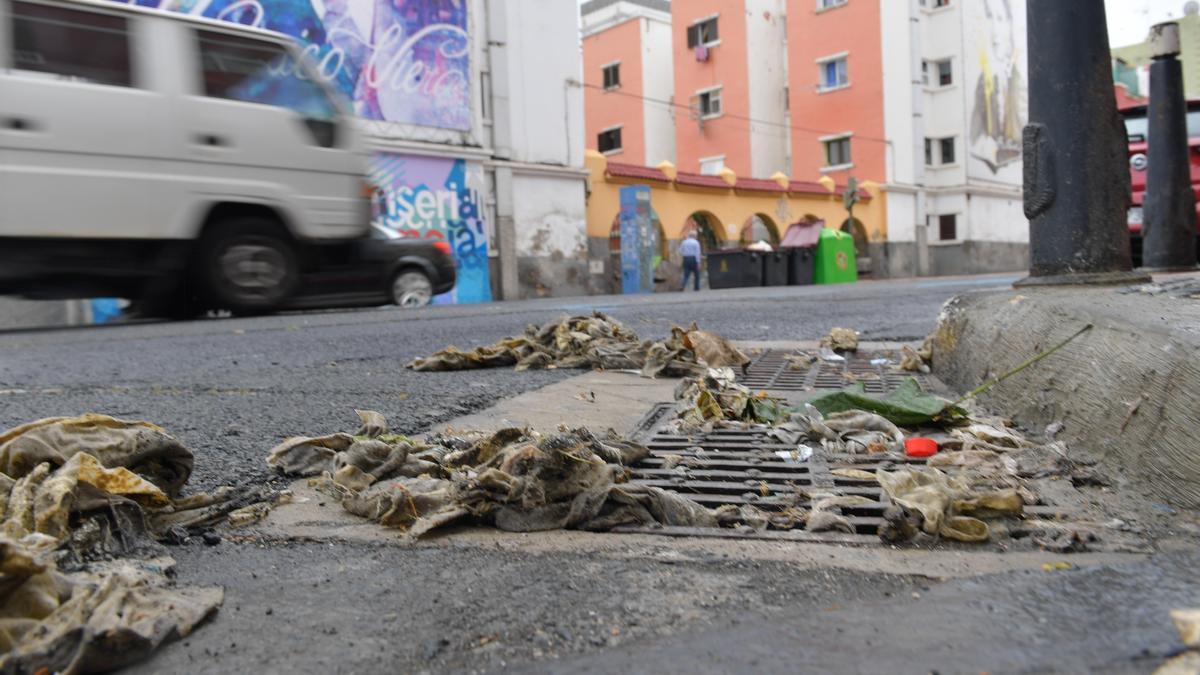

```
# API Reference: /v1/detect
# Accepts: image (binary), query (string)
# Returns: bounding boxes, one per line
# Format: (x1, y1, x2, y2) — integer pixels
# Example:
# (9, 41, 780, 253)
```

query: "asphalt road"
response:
(0, 274, 1016, 491)
(7, 273, 1198, 674)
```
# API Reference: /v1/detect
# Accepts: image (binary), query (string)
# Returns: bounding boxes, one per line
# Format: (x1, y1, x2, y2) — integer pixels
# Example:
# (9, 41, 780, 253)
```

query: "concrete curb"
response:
(932, 282, 1200, 509)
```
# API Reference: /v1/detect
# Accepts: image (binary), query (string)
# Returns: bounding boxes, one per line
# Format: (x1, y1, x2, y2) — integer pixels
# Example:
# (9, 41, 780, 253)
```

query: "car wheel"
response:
(390, 269, 434, 307)
(199, 219, 297, 314)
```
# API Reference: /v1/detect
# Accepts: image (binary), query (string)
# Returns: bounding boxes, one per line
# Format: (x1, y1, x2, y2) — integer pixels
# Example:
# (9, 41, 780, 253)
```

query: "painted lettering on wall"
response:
(124, 0, 471, 131)
(371, 153, 491, 304)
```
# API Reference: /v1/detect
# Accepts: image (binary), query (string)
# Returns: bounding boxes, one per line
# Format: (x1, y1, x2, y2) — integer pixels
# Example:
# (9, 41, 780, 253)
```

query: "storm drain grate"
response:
(738, 349, 930, 393)
(618, 421, 1063, 545)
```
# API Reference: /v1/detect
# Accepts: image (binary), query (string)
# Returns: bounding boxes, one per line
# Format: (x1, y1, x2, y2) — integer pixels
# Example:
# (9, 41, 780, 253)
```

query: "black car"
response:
(285, 230, 457, 310)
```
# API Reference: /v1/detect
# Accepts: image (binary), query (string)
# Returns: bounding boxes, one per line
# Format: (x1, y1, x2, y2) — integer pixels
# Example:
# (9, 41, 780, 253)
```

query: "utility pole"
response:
(1142, 21, 1198, 271)
(1017, 0, 1150, 286)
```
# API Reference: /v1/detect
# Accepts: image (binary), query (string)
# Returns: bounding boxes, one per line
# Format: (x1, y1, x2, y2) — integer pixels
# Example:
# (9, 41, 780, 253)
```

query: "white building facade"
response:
(880, 0, 1029, 277)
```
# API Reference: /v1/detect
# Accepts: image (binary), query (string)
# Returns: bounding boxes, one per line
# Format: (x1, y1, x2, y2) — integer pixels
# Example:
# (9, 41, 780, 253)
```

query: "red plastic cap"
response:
(905, 437, 938, 458)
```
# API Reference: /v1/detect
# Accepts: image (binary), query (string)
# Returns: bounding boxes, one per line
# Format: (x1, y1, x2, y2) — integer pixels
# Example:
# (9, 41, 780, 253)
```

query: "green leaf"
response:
(807, 378, 966, 427)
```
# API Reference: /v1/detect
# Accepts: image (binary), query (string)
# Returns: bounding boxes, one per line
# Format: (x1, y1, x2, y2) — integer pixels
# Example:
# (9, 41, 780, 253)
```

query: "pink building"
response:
(670, 0, 788, 178)
(582, 0, 676, 167)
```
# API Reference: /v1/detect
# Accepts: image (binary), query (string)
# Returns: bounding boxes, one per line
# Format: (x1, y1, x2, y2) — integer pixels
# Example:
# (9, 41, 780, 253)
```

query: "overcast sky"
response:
(1107, 0, 1196, 47)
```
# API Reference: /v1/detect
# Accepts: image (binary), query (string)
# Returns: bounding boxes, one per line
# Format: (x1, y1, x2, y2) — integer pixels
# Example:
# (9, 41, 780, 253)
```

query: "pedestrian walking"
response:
(679, 231, 702, 291)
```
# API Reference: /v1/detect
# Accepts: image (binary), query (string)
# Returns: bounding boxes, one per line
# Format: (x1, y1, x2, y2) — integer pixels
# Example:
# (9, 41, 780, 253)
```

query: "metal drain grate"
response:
(618, 425, 1063, 545)
(739, 349, 930, 393)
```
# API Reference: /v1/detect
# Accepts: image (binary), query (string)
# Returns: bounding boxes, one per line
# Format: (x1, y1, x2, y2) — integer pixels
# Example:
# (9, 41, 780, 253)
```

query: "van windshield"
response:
(196, 30, 341, 144)
(1123, 109, 1200, 142)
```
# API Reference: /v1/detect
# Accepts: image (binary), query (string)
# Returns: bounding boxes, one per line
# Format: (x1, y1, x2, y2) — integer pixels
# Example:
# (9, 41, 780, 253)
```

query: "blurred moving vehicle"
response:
(0, 0, 450, 316)
(282, 225, 457, 310)
(1120, 98, 1200, 265)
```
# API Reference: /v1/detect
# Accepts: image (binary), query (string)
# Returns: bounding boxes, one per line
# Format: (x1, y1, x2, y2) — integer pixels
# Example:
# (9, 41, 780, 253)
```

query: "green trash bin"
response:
(814, 228, 858, 284)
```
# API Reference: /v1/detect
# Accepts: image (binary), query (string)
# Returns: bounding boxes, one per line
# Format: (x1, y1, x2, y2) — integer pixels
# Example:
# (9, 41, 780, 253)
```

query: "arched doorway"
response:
(609, 211, 667, 291)
(840, 217, 870, 273)
(739, 213, 780, 248)
(681, 211, 721, 251)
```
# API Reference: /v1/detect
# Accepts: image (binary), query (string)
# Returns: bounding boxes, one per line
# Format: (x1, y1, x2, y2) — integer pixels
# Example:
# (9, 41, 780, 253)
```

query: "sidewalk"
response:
(934, 272, 1200, 509)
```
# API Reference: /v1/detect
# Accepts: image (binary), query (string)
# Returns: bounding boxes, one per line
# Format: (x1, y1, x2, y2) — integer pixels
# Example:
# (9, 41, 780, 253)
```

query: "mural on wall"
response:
(371, 153, 492, 304)
(128, 0, 471, 130)
(966, 0, 1028, 180)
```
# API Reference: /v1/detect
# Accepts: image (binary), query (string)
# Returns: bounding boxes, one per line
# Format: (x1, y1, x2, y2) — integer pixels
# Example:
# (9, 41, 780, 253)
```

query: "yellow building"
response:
(584, 151, 886, 291)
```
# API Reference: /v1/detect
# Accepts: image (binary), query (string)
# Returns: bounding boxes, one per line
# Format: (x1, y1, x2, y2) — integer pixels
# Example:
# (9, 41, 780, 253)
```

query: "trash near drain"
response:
(407, 312, 748, 377)
(620, 368, 1117, 548)
(0, 414, 281, 673)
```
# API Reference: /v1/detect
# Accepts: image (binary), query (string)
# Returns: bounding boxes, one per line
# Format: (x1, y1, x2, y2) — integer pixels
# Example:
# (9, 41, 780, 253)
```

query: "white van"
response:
(0, 0, 371, 315)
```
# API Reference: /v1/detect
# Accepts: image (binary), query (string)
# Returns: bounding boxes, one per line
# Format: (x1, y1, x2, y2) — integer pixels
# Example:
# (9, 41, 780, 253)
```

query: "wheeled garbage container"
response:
(706, 250, 762, 288)
(814, 228, 858, 284)
(762, 251, 789, 286)
(785, 247, 815, 285)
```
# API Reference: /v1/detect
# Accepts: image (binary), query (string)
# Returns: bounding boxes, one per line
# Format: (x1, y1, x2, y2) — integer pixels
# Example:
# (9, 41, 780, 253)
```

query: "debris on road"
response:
(0, 539, 221, 674)
(407, 312, 745, 378)
(877, 468, 1022, 543)
(784, 352, 816, 371)
(669, 368, 786, 433)
(268, 412, 740, 537)
(807, 378, 967, 426)
(1155, 609, 1200, 674)
(0, 414, 280, 672)
(820, 327, 859, 353)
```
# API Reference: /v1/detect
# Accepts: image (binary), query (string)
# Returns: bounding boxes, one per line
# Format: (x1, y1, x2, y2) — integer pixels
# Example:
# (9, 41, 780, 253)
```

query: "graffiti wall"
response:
(371, 153, 492, 304)
(964, 0, 1028, 184)
(130, 0, 471, 130)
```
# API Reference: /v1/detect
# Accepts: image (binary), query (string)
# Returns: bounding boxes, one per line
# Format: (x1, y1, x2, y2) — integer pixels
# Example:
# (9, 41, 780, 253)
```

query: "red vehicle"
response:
(1120, 99, 1200, 265)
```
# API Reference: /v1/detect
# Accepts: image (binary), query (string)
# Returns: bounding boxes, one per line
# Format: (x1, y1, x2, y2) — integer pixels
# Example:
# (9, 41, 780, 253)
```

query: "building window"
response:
(940, 137, 956, 164)
(922, 58, 952, 87)
(696, 87, 723, 118)
(922, 0, 951, 7)
(699, 156, 725, 175)
(925, 136, 957, 166)
(10, 1, 133, 88)
(938, 214, 957, 241)
(602, 62, 620, 90)
(687, 16, 719, 48)
(936, 59, 952, 86)
(823, 136, 852, 168)
(817, 0, 847, 10)
(817, 54, 848, 91)
(598, 126, 622, 154)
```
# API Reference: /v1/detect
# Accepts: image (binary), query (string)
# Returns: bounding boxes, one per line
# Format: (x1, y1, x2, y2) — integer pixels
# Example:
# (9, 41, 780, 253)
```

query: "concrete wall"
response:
(513, 172, 590, 299)
(0, 298, 91, 331)
(641, 16, 677, 166)
(499, 1, 584, 168)
(745, 0, 788, 179)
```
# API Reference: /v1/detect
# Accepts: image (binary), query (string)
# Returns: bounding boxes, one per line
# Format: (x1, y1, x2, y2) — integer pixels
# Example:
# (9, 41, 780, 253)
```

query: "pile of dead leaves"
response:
(0, 414, 278, 673)
(669, 368, 787, 433)
(267, 410, 732, 536)
(407, 312, 748, 378)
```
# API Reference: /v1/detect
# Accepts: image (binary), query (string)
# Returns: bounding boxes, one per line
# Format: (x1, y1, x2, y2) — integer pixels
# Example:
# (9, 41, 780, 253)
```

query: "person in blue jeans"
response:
(679, 231, 702, 291)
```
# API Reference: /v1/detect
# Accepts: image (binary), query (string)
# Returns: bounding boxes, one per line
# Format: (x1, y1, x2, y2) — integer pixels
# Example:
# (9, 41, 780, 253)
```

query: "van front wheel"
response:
(199, 219, 298, 314)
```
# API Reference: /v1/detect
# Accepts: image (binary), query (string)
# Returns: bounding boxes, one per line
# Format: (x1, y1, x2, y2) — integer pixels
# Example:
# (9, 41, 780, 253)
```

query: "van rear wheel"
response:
(198, 219, 297, 314)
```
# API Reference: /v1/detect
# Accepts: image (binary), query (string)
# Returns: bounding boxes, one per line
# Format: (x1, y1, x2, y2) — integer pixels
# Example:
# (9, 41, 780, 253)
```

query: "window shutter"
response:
(687, 24, 699, 48)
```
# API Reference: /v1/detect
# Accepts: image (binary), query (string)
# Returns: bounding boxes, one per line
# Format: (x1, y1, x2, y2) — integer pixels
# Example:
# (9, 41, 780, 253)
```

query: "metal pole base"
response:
(1013, 270, 1152, 288)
